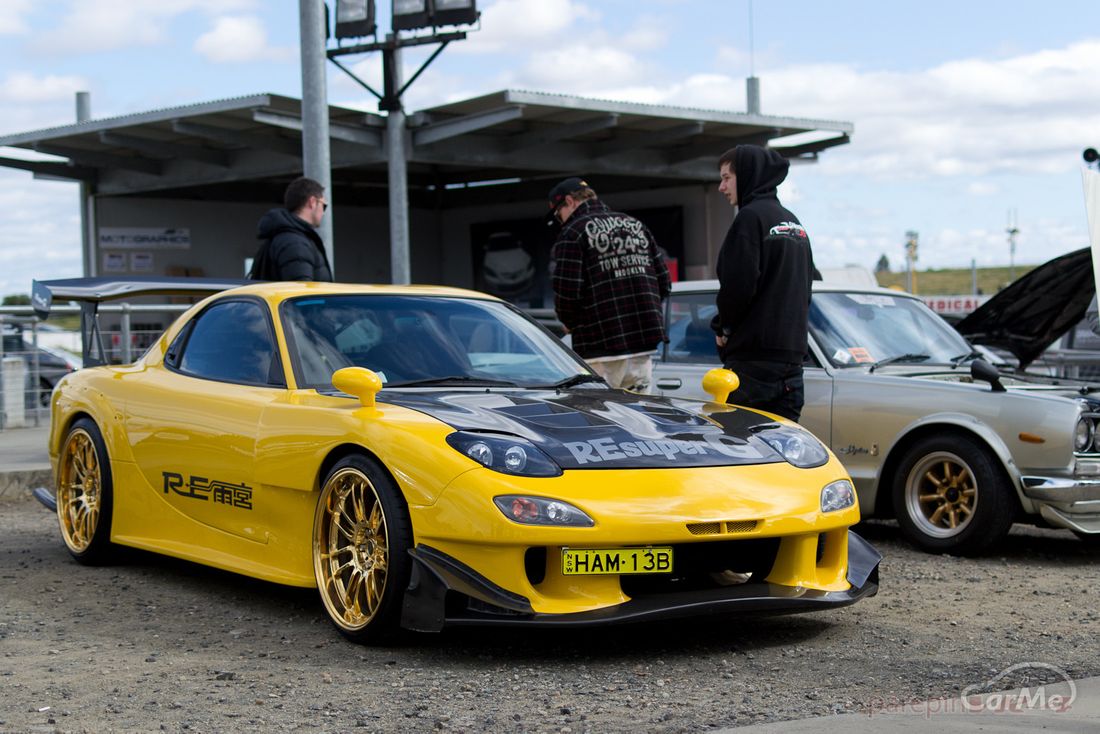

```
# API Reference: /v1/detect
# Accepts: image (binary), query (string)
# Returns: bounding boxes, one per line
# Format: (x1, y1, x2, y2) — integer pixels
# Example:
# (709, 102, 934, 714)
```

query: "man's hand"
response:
(715, 334, 727, 348)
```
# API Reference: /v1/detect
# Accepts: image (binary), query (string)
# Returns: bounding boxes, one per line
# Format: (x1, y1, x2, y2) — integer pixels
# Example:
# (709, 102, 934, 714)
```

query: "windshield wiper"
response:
(389, 376, 520, 388)
(868, 353, 931, 373)
(949, 350, 982, 367)
(543, 373, 606, 389)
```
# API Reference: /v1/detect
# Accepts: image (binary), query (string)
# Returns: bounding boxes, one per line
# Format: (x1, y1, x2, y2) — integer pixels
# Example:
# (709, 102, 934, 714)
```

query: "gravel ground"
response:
(1, 488, 1098, 733)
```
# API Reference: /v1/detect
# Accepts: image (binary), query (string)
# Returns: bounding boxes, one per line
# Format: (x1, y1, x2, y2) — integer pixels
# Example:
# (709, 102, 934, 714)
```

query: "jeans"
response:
(722, 360, 805, 422)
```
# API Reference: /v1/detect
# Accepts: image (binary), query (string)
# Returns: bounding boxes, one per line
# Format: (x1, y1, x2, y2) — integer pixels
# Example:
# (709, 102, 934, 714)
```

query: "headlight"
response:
(821, 479, 856, 513)
(493, 495, 594, 527)
(755, 425, 829, 468)
(1075, 417, 1094, 452)
(446, 432, 562, 477)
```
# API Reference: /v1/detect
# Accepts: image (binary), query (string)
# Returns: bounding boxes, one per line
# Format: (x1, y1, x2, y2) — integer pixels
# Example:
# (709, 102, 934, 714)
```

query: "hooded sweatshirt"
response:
(252, 208, 333, 281)
(713, 145, 814, 365)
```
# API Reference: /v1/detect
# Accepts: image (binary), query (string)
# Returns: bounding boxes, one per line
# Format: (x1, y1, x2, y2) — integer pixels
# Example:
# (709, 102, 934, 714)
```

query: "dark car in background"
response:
(2, 326, 78, 407)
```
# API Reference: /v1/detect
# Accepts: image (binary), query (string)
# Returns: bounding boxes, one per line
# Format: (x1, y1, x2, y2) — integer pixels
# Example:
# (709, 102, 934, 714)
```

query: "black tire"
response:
(56, 417, 116, 564)
(313, 454, 413, 645)
(891, 433, 1016, 556)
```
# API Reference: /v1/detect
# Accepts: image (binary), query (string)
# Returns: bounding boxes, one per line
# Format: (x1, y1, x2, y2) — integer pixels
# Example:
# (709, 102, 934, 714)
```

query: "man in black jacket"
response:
(548, 177, 671, 391)
(711, 145, 814, 421)
(250, 177, 333, 281)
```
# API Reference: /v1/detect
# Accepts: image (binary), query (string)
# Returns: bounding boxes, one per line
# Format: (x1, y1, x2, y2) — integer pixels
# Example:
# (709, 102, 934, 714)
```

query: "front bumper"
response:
(400, 530, 881, 631)
(1021, 475, 1100, 534)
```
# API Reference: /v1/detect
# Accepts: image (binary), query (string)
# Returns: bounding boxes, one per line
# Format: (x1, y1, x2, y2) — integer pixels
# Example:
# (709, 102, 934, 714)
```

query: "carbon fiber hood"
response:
(955, 247, 1094, 368)
(381, 387, 788, 469)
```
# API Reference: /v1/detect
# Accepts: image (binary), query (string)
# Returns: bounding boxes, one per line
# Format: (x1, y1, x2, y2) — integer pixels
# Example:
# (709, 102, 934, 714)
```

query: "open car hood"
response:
(954, 247, 1094, 369)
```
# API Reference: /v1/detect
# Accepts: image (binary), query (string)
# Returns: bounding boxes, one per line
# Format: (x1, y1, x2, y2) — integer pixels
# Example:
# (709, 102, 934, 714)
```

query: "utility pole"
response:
(905, 230, 919, 293)
(298, 0, 334, 270)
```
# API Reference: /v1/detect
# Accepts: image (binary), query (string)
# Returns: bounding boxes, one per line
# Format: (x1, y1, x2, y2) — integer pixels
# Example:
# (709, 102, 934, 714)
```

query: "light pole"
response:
(327, 0, 480, 284)
(905, 230, 919, 293)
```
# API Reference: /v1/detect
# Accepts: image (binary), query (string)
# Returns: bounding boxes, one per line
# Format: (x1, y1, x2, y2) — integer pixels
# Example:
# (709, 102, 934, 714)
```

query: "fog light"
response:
(494, 496, 595, 527)
(821, 479, 856, 513)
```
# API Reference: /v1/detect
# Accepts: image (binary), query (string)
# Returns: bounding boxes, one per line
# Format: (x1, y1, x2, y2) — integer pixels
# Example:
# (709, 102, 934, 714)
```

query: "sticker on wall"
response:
(102, 252, 127, 272)
(98, 227, 191, 249)
(130, 252, 154, 272)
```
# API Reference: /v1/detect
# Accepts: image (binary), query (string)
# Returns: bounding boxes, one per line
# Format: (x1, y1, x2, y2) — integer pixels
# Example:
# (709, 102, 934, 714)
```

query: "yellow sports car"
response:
(33, 277, 879, 644)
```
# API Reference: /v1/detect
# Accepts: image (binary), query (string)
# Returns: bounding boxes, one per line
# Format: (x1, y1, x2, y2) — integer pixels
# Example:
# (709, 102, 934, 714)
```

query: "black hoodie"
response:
(712, 146, 814, 365)
(251, 208, 333, 281)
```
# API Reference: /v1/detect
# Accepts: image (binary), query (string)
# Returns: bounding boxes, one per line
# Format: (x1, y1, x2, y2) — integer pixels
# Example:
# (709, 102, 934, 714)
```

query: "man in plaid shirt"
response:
(547, 177, 671, 391)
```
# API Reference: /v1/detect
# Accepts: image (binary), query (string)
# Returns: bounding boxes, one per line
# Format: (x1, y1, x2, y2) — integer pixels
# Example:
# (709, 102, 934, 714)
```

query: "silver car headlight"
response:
(821, 480, 856, 513)
(756, 426, 830, 468)
(1075, 417, 1094, 452)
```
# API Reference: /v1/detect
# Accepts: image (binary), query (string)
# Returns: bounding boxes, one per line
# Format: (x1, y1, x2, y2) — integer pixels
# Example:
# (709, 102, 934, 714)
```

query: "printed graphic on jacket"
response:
(586, 216, 654, 278)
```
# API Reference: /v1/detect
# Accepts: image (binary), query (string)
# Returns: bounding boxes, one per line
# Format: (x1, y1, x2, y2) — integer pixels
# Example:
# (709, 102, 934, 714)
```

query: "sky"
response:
(1, 0, 1099, 297)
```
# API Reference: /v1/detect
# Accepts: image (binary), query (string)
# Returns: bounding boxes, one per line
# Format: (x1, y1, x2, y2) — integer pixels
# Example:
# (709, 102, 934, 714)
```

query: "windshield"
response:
(281, 295, 588, 389)
(809, 292, 974, 368)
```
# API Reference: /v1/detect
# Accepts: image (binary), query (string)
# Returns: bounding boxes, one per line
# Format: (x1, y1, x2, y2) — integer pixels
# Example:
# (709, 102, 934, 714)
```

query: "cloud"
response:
(35, 0, 257, 54)
(0, 0, 33, 35)
(193, 16, 293, 63)
(0, 72, 88, 104)
(0, 171, 82, 298)
(459, 0, 599, 54)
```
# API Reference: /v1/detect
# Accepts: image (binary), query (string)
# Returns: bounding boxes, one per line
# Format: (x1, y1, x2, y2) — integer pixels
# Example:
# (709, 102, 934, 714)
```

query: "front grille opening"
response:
(621, 538, 780, 597)
(524, 546, 547, 586)
(686, 519, 760, 536)
(816, 533, 826, 563)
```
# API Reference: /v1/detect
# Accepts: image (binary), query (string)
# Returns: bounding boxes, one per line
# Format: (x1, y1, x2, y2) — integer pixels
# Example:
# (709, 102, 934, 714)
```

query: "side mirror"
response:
(702, 368, 740, 403)
(970, 359, 1006, 392)
(333, 366, 383, 407)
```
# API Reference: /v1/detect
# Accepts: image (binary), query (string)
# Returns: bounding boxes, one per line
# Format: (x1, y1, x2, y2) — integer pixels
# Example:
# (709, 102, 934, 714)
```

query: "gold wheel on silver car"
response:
(314, 465, 392, 633)
(905, 451, 977, 538)
(893, 432, 1016, 556)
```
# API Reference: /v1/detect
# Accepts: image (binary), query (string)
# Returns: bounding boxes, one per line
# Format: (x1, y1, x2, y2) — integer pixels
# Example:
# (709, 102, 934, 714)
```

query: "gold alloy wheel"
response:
(906, 450, 977, 538)
(57, 427, 102, 553)
(315, 466, 390, 631)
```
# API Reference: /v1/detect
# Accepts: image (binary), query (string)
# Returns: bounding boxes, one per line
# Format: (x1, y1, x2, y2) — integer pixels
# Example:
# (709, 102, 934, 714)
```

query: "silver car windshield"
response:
(809, 292, 974, 368)
(281, 295, 588, 389)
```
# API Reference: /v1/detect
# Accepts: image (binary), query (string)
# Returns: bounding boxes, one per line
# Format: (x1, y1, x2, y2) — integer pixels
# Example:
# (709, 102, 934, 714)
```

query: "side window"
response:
(664, 293, 721, 364)
(177, 300, 283, 386)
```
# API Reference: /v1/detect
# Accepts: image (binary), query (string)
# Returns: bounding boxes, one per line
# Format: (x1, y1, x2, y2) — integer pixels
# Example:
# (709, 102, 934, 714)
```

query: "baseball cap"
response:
(546, 177, 588, 225)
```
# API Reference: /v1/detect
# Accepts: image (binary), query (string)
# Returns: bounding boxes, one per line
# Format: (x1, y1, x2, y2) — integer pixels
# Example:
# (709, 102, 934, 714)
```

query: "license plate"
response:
(561, 547, 673, 575)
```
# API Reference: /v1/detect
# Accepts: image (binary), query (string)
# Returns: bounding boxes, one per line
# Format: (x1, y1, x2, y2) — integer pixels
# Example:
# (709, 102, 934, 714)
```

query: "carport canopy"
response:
(0, 89, 852, 207)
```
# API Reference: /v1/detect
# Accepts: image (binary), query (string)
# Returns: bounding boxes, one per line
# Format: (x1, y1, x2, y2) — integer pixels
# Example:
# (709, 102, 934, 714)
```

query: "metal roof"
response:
(0, 89, 852, 202)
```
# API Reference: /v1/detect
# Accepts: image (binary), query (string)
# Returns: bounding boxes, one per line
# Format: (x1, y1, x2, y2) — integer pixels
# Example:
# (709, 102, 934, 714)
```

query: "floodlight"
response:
(432, 0, 478, 27)
(393, 0, 430, 30)
(335, 0, 376, 38)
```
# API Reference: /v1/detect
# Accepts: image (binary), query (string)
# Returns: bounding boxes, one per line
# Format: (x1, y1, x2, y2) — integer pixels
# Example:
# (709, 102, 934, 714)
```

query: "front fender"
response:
(873, 411, 1029, 512)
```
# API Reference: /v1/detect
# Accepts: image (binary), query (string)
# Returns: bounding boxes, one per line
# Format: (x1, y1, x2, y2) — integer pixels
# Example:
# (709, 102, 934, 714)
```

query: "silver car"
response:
(653, 280, 1100, 555)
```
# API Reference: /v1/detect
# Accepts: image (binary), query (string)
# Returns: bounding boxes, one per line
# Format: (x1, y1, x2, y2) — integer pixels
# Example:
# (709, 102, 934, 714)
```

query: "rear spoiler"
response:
(32, 276, 250, 366)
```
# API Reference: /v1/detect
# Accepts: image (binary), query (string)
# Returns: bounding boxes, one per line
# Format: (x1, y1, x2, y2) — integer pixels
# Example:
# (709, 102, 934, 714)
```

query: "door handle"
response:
(656, 378, 682, 390)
